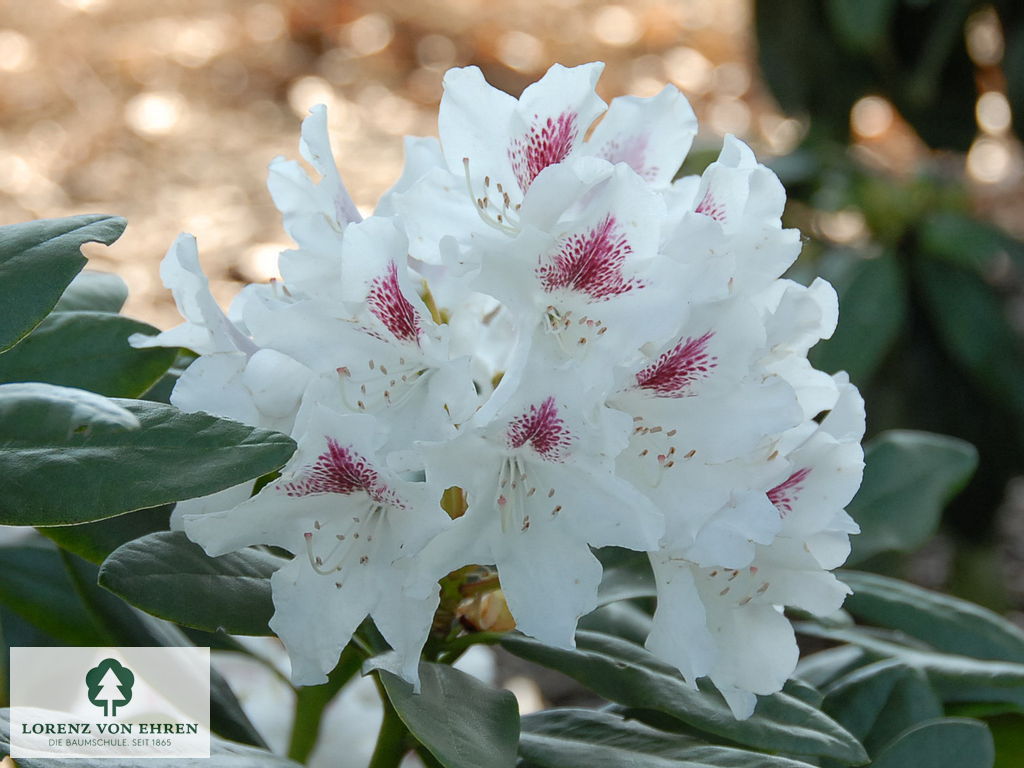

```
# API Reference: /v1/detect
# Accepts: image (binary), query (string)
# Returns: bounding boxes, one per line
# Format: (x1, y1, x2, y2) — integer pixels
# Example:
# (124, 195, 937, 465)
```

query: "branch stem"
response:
(287, 643, 364, 763)
(368, 673, 410, 768)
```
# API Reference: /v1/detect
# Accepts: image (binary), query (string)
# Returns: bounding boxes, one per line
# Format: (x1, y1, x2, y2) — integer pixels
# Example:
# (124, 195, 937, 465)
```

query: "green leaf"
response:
(0, 538, 112, 646)
(520, 708, 818, 768)
(39, 505, 172, 564)
(141, 350, 194, 404)
(919, 212, 1024, 275)
(0, 381, 140, 437)
(0, 214, 126, 351)
(783, 678, 823, 709)
(59, 551, 267, 748)
(755, 0, 873, 142)
(846, 430, 977, 563)
(841, 570, 1024, 663)
(53, 269, 129, 313)
(895, 8, 978, 152)
(869, 718, 994, 768)
(501, 632, 867, 764)
(0, 311, 176, 397)
(596, 547, 656, 606)
(757, 0, 978, 150)
(810, 249, 906, 384)
(825, 0, 897, 54)
(0, 708, 300, 767)
(1, 606, 58, 652)
(917, 259, 1024, 416)
(822, 659, 942, 756)
(796, 623, 1024, 709)
(989, 713, 1024, 768)
(380, 661, 520, 768)
(578, 601, 653, 646)
(0, 398, 295, 526)
(796, 646, 870, 689)
(99, 531, 280, 635)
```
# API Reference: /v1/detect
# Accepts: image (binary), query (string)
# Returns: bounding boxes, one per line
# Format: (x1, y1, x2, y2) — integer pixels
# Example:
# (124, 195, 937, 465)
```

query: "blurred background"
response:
(2, 0, 1024, 613)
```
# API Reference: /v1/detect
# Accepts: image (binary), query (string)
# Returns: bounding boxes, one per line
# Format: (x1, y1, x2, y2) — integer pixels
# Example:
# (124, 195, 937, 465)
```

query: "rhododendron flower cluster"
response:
(135, 62, 864, 719)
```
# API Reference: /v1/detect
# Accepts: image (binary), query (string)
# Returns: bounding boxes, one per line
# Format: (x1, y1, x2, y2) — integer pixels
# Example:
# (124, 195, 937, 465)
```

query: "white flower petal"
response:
(585, 85, 697, 188)
(270, 557, 376, 686)
(494, 524, 603, 648)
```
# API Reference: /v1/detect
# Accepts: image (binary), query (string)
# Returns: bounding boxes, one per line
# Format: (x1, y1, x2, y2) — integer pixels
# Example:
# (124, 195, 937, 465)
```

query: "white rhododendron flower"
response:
(138, 62, 865, 718)
(186, 408, 449, 686)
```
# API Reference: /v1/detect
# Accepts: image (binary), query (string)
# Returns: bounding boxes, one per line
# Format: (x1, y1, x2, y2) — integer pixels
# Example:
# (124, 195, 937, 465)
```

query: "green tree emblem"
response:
(86, 658, 134, 716)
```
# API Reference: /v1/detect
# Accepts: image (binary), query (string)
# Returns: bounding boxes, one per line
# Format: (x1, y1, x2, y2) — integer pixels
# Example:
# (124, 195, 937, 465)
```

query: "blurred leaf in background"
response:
(754, 0, 1024, 608)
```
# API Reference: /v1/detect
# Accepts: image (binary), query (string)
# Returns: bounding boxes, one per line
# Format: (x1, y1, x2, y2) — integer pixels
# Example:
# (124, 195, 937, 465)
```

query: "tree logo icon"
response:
(85, 658, 134, 716)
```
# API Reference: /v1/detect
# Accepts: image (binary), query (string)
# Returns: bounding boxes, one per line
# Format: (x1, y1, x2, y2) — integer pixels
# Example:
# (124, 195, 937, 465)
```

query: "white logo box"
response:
(10, 646, 210, 758)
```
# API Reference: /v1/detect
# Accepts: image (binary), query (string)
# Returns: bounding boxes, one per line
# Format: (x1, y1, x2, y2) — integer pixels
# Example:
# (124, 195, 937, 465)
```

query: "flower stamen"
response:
(463, 157, 521, 236)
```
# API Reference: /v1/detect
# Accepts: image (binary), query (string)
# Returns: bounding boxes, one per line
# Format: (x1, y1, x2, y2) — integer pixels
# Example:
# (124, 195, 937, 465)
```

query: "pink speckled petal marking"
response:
(367, 260, 422, 345)
(598, 134, 658, 181)
(506, 396, 573, 461)
(767, 468, 811, 517)
(635, 332, 717, 397)
(538, 215, 642, 301)
(282, 438, 403, 507)
(695, 189, 727, 222)
(509, 111, 579, 193)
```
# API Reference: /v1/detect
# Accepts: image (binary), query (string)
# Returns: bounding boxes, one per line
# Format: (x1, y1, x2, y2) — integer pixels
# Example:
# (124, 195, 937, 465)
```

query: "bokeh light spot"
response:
(976, 91, 1012, 135)
(124, 92, 187, 137)
(496, 31, 544, 72)
(347, 14, 394, 57)
(592, 6, 642, 47)
(851, 96, 894, 139)
(0, 30, 37, 73)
